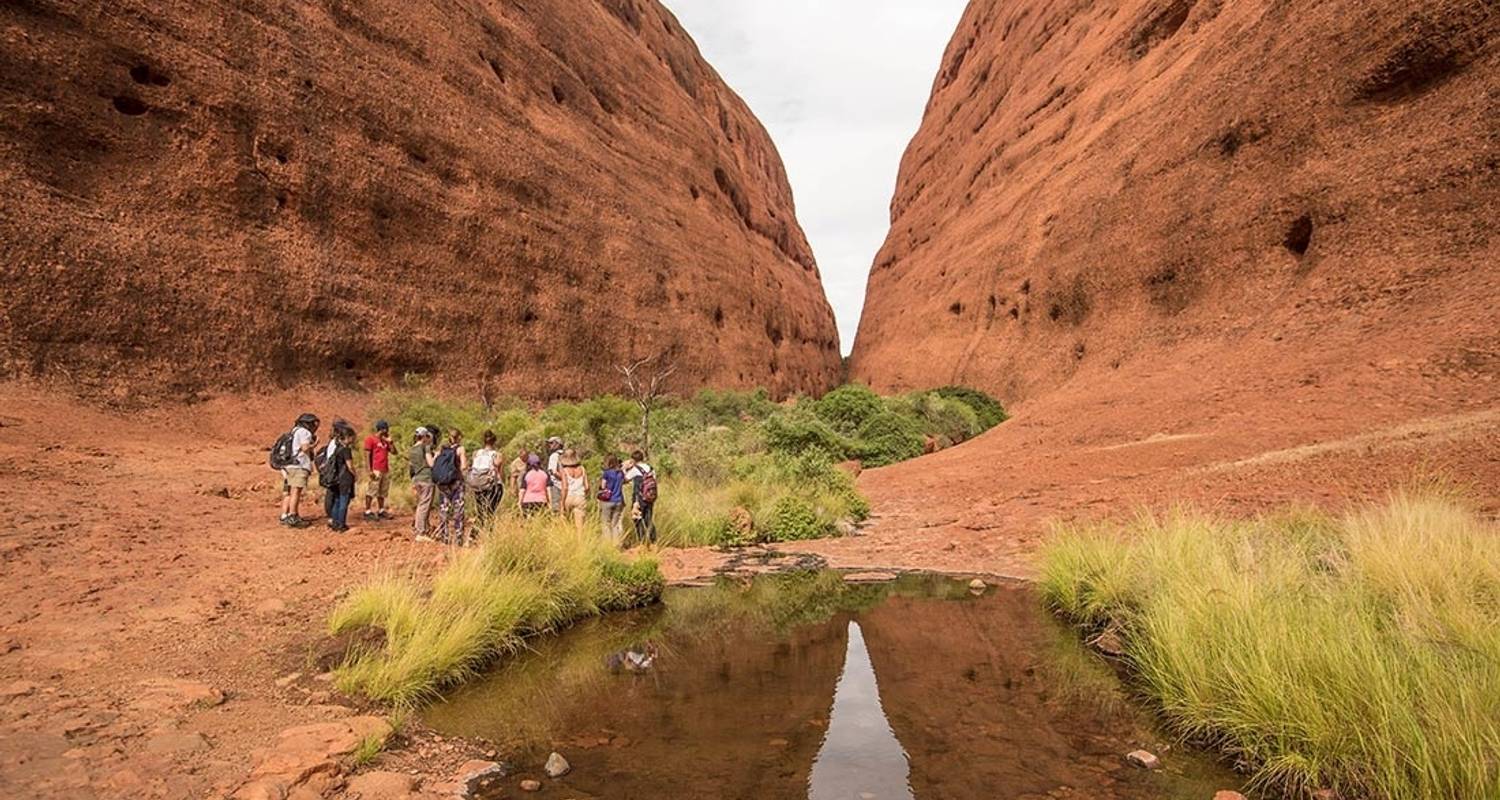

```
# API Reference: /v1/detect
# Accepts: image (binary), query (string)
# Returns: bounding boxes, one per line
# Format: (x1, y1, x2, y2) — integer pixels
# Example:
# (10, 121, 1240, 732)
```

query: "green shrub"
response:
(813, 384, 884, 435)
(692, 388, 776, 426)
(934, 385, 1008, 430)
(853, 411, 925, 467)
(1039, 492, 1500, 800)
(766, 495, 827, 542)
(763, 408, 849, 459)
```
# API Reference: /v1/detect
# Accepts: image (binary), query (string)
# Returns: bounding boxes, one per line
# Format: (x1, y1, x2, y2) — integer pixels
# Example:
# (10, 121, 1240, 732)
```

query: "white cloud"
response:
(665, 0, 968, 355)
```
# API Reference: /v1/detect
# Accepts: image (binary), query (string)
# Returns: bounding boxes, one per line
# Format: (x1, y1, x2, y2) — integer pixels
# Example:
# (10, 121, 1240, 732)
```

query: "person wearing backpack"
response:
(275, 413, 319, 528)
(623, 450, 657, 546)
(325, 424, 357, 533)
(433, 428, 469, 545)
(467, 430, 504, 524)
(598, 455, 626, 545)
(319, 419, 352, 524)
(409, 427, 438, 542)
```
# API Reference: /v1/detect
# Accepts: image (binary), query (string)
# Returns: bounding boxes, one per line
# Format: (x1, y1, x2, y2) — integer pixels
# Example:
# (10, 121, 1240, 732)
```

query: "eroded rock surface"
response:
(0, 0, 840, 401)
(849, 0, 1498, 402)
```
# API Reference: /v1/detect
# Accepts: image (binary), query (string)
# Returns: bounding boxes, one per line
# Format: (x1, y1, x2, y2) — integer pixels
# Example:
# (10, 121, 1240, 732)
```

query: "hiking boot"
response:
(362, 511, 377, 521)
(286, 515, 310, 529)
(414, 534, 434, 543)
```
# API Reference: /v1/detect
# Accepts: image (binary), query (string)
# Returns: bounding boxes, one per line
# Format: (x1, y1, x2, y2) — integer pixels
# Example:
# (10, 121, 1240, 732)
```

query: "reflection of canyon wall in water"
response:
(858, 587, 1152, 797)
(431, 615, 851, 799)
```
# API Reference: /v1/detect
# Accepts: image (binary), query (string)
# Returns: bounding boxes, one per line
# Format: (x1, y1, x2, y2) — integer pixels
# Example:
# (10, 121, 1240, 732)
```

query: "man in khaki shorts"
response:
(362, 420, 394, 520)
(280, 413, 319, 528)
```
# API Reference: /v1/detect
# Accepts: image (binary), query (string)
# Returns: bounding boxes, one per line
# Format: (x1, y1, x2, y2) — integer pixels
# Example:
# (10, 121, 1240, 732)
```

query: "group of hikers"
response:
(270, 413, 659, 547)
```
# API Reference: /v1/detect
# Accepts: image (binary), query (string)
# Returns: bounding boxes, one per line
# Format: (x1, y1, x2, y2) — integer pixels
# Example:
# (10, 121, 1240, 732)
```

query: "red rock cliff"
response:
(849, 0, 1498, 403)
(0, 0, 841, 402)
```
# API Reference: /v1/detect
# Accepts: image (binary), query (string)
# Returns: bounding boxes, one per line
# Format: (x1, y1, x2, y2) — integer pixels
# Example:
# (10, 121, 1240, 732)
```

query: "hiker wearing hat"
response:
(409, 427, 438, 541)
(277, 413, 320, 528)
(362, 420, 395, 521)
(518, 452, 550, 516)
(558, 449, 589, 532)
(545, 436, 565, 513)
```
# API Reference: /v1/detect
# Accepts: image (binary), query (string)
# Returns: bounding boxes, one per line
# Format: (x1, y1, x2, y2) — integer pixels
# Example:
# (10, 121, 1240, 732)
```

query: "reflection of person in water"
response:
(605, 642, 659, 674)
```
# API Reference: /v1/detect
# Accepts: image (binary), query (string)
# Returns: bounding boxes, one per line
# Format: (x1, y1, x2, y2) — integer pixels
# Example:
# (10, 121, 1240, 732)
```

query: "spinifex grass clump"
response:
(1039, 491, 1500, 800)
(328, 517, 663, 706)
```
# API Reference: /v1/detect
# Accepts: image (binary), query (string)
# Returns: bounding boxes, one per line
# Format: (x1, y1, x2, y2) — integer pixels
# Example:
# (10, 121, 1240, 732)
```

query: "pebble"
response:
(1125, 749, 1160, 769)
(520, 778, 542, 792)
(968, 578, 987, 591)
(544, 751, 571, 778)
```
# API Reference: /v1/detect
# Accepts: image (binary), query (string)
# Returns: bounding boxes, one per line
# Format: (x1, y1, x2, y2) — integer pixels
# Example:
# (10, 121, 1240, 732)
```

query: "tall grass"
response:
(1038, 491, 1500, 800)
(329, 516, 663, 706)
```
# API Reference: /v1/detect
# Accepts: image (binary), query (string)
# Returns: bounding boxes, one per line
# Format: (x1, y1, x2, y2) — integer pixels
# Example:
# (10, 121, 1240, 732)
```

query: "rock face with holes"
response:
(848, 0, 1498, 402)
(0, 0, 840, 402)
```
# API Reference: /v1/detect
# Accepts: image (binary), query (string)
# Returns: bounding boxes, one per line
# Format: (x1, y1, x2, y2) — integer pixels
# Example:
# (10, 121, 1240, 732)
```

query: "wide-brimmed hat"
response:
(561, 449, 580, 467)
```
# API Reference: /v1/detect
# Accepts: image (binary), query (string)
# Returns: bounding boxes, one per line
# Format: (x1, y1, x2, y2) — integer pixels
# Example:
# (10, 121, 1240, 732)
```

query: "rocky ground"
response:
(1, 376, 1495, 798)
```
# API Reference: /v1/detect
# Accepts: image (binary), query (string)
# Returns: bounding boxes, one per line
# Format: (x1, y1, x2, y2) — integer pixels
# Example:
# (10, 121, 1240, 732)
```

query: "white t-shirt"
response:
(547, 450, 563, 488)
(624, 463, 652, 481)
(290, 427, 314, 470)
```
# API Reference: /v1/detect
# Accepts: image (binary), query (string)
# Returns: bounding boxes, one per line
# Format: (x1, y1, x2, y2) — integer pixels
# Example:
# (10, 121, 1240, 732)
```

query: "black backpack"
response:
(316, 445, 338, 489)
(432, 446, 460, 487)
(268, 431, 295, 470)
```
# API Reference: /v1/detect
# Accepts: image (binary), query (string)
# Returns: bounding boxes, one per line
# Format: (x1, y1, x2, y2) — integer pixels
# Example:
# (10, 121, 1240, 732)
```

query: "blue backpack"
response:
(432, 446, 461, 487)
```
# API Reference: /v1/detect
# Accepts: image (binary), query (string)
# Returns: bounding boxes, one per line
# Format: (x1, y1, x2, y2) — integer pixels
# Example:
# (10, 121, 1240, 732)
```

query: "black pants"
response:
(476, 485, 504, 521)
(635, 501, 656, 545)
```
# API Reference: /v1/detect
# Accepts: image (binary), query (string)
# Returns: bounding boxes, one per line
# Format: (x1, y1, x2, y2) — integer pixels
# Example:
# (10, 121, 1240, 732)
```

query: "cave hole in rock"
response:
(712, 306, 724, 328)
(551, 84, 566, 104)
(1284, 214, 1314, 256)
(521, 308, 538, 324)
(342, 358, 356, 370)
(1020, 279, 1031, 294)
(112, 95, 148, 115)
(689, 184, 700, 200)
(949, 301, 964, 316)
(1009, 306, 1020, 319)
(129, 64, 171, 87)
(988, 294, 998, 310)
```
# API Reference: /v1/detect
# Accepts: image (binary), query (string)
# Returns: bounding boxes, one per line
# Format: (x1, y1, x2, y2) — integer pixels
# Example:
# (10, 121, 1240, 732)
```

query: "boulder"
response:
(1125, 750, 1160, 770)
(543, 751, 571, 778)
(455, 759, 507, 797)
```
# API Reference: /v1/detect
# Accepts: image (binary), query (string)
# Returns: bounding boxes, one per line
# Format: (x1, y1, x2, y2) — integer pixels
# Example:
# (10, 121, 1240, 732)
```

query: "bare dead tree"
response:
(616, 349, 678, 453)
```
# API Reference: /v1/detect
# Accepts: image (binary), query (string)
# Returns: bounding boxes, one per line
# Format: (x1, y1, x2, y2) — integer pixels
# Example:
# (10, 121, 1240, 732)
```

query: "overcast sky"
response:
(665, 1, 969, 354)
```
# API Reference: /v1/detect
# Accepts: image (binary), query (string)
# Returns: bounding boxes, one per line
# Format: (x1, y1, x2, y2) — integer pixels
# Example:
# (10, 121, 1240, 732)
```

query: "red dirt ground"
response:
(3, 358, 1495, 797)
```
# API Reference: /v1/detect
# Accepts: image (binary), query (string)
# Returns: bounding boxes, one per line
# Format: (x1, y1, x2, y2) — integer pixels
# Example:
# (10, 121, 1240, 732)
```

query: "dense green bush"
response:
(934, 385, 1008, 429)
(766, 495, 827, 542)
(813, 384, 884, 435)
(854, 411, 926, 467)
(763, 407, 849, 459)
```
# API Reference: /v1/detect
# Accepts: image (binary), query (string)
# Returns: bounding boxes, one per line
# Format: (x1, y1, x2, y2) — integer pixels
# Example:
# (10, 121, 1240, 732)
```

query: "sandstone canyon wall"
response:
(0, 0, 841, 403)
(849, 0, 1498, 403)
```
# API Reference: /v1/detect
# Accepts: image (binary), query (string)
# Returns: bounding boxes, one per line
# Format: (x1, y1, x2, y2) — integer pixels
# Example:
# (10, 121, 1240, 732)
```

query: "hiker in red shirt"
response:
(362, 420, 395, 520)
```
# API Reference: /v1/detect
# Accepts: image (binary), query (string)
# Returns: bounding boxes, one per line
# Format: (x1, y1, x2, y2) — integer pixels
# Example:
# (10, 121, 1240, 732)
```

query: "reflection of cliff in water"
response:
(424, 573, 1237, 800)
(809, 620, 914, 800)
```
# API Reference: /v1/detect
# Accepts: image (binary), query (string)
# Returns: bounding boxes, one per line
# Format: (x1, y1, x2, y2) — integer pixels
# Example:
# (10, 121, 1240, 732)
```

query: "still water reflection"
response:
(808, 621, 914, 800)
(424, 572, 1240, 800)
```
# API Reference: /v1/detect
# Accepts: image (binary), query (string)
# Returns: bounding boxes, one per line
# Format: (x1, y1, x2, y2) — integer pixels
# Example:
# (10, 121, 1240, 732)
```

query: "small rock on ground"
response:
(455, 760, 506, 797)
(968, 578, 987, 591)
(345, 771, 416, 799)
(520, 778, 541, 792)
(543, 751, 571, 778)
(1125, 749, 1160, 769)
